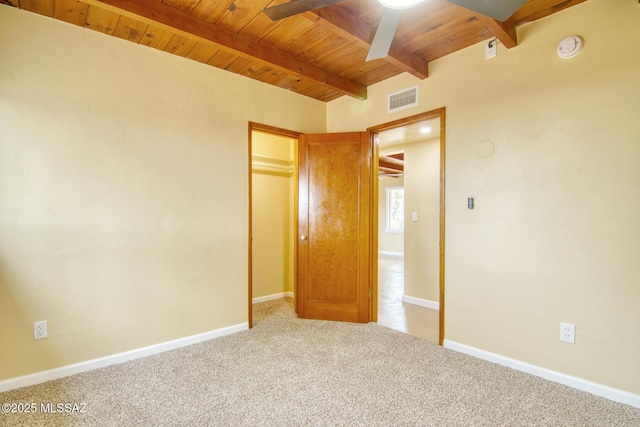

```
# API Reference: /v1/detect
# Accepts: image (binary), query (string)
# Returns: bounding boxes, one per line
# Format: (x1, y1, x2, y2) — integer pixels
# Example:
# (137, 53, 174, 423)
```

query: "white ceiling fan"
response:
(263, 0, 527, 61)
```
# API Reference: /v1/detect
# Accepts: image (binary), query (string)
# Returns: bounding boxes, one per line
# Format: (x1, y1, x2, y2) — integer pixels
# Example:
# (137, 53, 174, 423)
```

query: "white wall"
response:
(0, 8, 325, 380)
(327, 0, 640, 395)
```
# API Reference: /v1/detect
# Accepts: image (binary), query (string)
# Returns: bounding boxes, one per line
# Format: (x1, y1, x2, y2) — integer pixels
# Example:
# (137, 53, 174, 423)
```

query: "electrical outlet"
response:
(560, 322, 575, 344)
(34, 320, 48, 340)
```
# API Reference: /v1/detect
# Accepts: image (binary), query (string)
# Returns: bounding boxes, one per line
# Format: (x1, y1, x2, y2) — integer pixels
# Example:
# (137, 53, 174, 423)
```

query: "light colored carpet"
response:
(1, 298, 639, 426)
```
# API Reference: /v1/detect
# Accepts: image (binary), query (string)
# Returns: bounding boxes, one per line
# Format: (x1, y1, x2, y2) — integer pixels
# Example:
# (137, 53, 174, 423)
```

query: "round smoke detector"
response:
(557, 35, 583, 59)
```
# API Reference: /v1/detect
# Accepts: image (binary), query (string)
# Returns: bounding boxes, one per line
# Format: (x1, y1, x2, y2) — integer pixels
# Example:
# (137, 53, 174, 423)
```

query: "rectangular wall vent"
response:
(388, 86, 418, 113)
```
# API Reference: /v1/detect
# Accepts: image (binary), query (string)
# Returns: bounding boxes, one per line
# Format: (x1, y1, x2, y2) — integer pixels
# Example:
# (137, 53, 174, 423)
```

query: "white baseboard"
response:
(444, 340, 640, 409)
(0, 322, 248, 393)
(252, 292, 293, 304)
(402, 295, 439, 311)
(378, 251, 404, 258)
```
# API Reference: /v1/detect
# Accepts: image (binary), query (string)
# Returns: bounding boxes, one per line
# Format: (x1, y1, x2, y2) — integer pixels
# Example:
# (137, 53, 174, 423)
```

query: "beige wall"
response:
(0, 8, 324, 380)
(251, 132, 295, 298)
(328, 0, 640, 395)
(377, 176, 404, 254)
(403, 139, 440, 303)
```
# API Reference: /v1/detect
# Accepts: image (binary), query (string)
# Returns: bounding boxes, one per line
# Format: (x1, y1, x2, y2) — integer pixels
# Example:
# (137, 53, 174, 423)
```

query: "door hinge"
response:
(368, 289, 372, 300)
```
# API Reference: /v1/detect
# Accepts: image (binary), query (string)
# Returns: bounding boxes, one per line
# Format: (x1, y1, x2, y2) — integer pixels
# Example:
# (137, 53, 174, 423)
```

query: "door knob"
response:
(300, 234, 307, 241)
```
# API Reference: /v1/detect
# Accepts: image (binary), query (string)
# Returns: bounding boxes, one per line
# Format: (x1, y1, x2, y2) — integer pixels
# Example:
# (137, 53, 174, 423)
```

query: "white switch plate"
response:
(560, 322, 575, 344)
(411, 212, 418, 222)
(34, 320, 48, 340)
(486, 38, 497, 59)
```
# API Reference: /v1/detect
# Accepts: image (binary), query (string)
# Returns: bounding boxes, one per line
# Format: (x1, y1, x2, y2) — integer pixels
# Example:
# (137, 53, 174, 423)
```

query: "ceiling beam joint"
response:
(314, 5, 429, 80)
(478, 16, 518, 49)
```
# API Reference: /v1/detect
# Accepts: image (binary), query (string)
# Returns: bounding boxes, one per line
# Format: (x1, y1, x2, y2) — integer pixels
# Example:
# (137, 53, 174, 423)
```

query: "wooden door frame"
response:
(367, 107, 446, 345)
(249, 108, 446, 340)
(248, 122, 300, 329)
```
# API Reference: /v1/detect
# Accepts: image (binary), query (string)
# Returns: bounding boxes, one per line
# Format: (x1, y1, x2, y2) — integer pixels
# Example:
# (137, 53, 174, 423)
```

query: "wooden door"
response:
(297, 132, 371, 323)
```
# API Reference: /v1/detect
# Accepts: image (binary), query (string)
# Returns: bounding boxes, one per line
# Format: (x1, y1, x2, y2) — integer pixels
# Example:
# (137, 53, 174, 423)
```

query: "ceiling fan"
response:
(263, 0, 527, 61)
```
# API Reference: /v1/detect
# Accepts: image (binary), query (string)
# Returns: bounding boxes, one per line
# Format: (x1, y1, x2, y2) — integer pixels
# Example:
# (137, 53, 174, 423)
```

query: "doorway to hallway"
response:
(370, 108, 446, 344)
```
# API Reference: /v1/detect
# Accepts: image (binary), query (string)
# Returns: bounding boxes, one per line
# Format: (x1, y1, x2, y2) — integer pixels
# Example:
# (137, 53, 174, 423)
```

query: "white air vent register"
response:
(388, 86, 418, 113)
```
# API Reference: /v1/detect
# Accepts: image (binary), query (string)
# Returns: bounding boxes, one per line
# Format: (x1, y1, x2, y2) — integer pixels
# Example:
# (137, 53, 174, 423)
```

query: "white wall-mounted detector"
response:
(557, 35, 583, 58)
(486, 38, 497, 59)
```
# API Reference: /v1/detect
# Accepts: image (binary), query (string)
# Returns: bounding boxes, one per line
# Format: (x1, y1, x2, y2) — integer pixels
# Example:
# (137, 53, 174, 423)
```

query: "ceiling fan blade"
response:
(366, 8, 401, 62)
(263, 0, 344, 21)
(446, 0, 527, 21)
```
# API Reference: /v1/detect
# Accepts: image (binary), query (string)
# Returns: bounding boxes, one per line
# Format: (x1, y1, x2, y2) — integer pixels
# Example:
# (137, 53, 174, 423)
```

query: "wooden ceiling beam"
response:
(88, 0, 368, 100)
(314, 5, 429, 80)
(477, 16, 518, 48)
(379, 158, 404, 172)
(512, 0, 588, 23)
(379, 156, 404, 167)
(379, 166, 402, 175)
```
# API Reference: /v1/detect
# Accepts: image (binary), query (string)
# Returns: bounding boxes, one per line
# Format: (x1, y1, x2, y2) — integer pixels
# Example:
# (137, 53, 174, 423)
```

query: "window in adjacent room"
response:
(386, 186, 404, 233)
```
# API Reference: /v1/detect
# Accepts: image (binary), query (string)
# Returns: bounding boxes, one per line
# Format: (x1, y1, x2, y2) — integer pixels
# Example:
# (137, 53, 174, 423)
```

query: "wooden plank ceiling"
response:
(4, 0, 586, 102)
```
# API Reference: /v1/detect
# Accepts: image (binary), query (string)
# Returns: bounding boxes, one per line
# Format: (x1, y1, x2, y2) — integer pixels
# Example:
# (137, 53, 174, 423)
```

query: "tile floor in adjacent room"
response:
(377, 256, 439, 343)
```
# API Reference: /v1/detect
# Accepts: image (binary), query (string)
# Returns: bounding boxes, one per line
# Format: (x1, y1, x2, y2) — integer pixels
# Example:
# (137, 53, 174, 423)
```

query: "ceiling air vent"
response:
(388, 86, 418, 113)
